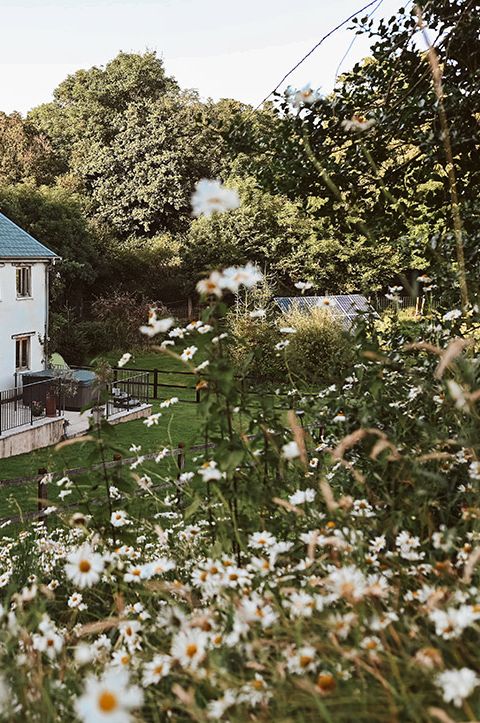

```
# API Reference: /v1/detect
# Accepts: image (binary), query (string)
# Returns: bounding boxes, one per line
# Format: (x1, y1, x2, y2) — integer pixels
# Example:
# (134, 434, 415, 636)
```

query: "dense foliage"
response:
(0, 0, 477, 361)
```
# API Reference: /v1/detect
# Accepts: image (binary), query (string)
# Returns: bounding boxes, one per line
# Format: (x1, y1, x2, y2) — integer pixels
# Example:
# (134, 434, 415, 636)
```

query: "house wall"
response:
(0, 261, 48, 391)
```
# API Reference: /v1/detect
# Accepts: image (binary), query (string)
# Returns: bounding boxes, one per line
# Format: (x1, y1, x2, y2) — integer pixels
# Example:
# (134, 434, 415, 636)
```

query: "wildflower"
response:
(197, 461, 224, 482)
(341, 114, 376, 132)
(282, 441, 300, 460)
(316, 672, 336, 694)
(155, 447, 169, 462)
(65, 544, 105, 589)
(285, 83, 321, 108)
(417, 274, 433, 283)
(279, 326, 296, 334)
(196, 271, 224, 298)
(249, 308, 266, 318)
(171, 628, 208, 670)
(248, 531, 277, 549)
(294, 281, 313, 291)
(191, 179, 240, 217)
(117, 353, 132, 368)
(447, 380, 468, 410)
(443, 309, 462, 322)
(111, 510, 130, 527)
(194, 360, 210, 373)
(74, 668, 143, 722)
(326, 565, 368, 602)
(142, 654, 171, 685)
(139, 311, 174, 338)
(332, 412, 346, 422)
(181, 346, 198, 362)
(288, 488, 316, 505)
(436, 668, 479, 708)
(68, 592, 86, 610)
(275, 340, 290, 351)
(287, 646, 318, 674)
(32, 617, 64, 660)
(222, 263, 263, 292)
(143, 413, 161, 427)
(207, 690, 237, 719)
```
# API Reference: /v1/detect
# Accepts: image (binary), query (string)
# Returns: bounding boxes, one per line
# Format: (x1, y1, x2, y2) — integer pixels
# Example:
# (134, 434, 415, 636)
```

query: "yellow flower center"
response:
(79, 560, 91, 573)
(300, 655, 313, 668)
(98, 691, 118, 712)
(186, 644, 198, 658)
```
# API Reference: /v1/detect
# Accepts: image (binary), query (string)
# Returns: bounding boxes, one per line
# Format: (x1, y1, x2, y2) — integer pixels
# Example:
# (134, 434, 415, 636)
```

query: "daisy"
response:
(181, 346, 198, 362)
(171, 628, 209, 670)
(65, 544, 105, 589)
(294, 281, 313, 291)
(248, 531, 277, 549)
(191, 179, 240, 217)
(111, 511, 130, 527)
(139, 312, 174, 338)
(74, 667, 143, 722)
(196, 271, 224, 298)
(288, 488, 316, 505)
(142, 654, 171, 686)
(282, 441, 300, 460)
(436, 668, 479, 708)
(341, 114, 376, 133)
(286, 83, 321, 108)
(117, 353, 132, 368)
(287, 646, 318, 674)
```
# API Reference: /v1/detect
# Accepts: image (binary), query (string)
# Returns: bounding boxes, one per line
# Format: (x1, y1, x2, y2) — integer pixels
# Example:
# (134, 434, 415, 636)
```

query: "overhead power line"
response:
(254, 0, 381, 110)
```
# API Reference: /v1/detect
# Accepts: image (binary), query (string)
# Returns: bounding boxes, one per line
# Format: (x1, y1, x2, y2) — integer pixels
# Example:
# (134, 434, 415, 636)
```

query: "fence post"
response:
(37, 469, 48, 520)
(153, 369, 159, 400)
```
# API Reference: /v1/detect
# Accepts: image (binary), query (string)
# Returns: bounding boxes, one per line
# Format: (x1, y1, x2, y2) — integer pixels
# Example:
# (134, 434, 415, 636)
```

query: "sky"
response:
(0, 0, 405, 115)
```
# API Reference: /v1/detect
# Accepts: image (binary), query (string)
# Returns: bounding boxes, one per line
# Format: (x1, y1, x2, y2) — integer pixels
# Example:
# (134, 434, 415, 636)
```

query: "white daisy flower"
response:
(191, 179, 240, 218)
(436, 668, 479, 707)
(74, 667, 143, 722)
(65, 544, 105, 589)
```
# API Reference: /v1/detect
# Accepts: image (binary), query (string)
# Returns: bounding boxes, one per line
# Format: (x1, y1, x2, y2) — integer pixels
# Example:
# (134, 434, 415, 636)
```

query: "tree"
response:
(0, 112, 59, 185)
(0, 184, 102, 312)
(78, 92, 224, 237)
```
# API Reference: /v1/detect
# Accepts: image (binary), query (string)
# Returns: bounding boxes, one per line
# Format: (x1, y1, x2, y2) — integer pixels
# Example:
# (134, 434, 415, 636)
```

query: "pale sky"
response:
(0, 0, 406, 115)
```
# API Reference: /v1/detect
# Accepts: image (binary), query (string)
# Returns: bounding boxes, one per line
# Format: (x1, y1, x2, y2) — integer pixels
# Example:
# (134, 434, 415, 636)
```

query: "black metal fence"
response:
(105, 372, 150, 417)
(0, 379, 64, 436)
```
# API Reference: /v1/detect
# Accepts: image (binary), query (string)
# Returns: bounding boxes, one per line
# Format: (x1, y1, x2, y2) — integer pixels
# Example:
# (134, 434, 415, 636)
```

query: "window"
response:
(15, 337, 30, 371)
(16, 266, 31, 297)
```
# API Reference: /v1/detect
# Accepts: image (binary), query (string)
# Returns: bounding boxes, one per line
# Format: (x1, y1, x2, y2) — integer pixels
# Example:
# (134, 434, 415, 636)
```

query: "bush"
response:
(228, 305, 352, 388)
(282, 306, 353, 387)
(228, 313, 284, 385)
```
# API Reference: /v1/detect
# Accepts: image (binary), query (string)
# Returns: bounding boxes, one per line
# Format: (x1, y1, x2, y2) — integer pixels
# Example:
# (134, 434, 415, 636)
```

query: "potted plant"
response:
(31, 400, 45, 417)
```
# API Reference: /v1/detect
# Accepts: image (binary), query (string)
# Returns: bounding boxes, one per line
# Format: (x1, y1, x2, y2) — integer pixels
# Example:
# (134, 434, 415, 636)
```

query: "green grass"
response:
(0, 401, 206, 520)
(90, 337, 209, 403)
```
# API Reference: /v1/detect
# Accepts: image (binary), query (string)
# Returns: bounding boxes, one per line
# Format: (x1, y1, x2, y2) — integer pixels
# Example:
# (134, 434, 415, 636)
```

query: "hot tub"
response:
(21, 368, 97, 411)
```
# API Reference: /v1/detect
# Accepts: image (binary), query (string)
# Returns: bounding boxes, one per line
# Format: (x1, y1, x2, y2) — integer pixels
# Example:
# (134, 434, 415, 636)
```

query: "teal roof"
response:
(0, 212, 59, 260)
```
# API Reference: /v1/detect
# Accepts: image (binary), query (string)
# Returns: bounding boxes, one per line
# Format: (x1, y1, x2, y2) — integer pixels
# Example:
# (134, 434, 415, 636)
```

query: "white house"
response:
(0, 212, 59, 391)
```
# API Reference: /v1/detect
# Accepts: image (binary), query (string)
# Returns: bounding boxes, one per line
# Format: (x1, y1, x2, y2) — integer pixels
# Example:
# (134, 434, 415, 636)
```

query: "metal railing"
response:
(105, 372, 150, 418)
(0, 378, 64, 436)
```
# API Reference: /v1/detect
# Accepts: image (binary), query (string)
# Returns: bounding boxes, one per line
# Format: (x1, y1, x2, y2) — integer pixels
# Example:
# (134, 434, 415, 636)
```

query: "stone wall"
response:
(0, 417, 64, 459)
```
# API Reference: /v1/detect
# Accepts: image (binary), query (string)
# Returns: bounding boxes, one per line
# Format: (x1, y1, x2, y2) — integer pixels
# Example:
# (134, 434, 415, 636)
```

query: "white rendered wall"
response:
(0, 262, 48, 390)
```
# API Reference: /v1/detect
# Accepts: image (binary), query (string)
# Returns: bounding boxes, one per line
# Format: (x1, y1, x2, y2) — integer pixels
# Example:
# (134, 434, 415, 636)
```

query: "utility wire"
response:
(253, 0, 381, 110)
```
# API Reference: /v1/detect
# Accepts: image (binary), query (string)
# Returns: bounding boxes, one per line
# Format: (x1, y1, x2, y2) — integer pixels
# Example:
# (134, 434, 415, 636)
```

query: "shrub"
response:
(228, 313, 284, 384)
(228, 305, 353, 388)
(282, 306, 353, 387)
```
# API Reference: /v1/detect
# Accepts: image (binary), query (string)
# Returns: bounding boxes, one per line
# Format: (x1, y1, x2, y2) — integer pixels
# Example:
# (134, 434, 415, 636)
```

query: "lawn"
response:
(0, 400, 205, 520)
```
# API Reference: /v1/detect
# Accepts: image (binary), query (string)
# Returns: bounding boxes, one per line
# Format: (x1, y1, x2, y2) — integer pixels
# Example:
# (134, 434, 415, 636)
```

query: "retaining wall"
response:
(0, 417, 65, 459)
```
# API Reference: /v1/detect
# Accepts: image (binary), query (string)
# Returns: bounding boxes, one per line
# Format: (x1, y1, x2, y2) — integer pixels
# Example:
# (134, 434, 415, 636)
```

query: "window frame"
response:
(16, 265, 32, 298)
(15, 336, 31, 371)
